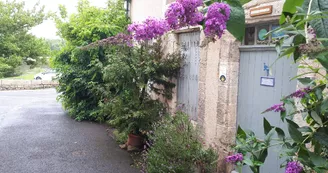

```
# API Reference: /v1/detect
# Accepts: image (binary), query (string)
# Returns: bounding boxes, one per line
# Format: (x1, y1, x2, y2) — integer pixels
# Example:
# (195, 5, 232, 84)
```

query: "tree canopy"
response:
(0, 0, 50, 77)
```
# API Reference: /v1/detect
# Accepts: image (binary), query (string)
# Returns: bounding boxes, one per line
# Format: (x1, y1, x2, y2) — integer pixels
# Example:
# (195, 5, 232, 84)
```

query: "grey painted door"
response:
(237, 47, 298, 173)
(177, 32, 200, 120)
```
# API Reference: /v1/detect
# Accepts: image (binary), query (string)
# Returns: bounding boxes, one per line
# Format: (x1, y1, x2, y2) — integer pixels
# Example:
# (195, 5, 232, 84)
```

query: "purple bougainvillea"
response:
(165, 2, 185, 29)
(83, 33, 133, 48)
(128, 18, 170, 41)
(204, 2, 231, 39)
(263, 103, 286, 113)
(285, 161, 303, 173)
(165, 0, 204, 29)
(225, 153, 243, 163)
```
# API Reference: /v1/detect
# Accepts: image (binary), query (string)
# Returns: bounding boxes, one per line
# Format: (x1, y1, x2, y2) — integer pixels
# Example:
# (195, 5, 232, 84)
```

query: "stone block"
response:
(218, 85, 229, 103)
(216, 102, 227, 125)
(228, 86, 238, 105)
(216, 125, 236, 146)
(31, 80, 42, 85)
(226, 104, 237, 127)
(1, 80, 30, 85)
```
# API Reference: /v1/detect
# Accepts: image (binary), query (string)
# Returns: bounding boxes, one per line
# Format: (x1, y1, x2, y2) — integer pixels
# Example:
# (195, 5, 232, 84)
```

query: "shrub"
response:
(54, 0, 129, 121)
(99, 39, 182, 135)
(113, 129, 128, 144)
(145, 112, 218, 173)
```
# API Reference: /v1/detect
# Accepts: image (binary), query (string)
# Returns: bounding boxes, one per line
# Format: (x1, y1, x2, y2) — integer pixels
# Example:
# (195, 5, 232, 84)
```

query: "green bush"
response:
(113, 129, 128, 144)
(145, 112, 218, 173)
(54, 0, 129, 121)
(100, 39, 182, 135)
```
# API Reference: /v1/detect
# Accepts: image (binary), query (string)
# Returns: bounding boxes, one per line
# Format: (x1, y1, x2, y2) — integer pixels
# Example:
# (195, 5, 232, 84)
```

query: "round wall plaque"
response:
(258, 29, 268, 41)
(220, 75, 226, 82)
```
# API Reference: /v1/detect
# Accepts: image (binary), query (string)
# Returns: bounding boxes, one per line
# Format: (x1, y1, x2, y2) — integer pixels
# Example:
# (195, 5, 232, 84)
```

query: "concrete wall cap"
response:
(243, 0, 284, 9)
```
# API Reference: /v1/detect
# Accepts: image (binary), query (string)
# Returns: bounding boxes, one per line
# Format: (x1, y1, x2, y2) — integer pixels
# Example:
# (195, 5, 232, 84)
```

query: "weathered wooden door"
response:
(237, 47, 298, 173)
(177, 32, 200, 120)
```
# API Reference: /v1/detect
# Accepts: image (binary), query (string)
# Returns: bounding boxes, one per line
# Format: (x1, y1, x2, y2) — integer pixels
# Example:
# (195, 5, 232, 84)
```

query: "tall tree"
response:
(54, 0, 130, 121)
(0, 0, 49, 77)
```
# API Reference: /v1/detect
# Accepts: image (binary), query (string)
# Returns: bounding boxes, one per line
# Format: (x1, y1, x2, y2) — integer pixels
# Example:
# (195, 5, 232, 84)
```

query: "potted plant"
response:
(108, 90, 165, 149)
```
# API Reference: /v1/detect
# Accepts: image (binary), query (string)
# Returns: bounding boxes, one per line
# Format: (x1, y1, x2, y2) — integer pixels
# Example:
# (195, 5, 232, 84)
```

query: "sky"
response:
(17, 0, 108, 39)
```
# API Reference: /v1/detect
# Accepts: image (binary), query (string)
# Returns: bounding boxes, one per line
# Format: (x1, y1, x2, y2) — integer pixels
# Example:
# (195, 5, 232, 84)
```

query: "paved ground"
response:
(0, 89, 139, 173)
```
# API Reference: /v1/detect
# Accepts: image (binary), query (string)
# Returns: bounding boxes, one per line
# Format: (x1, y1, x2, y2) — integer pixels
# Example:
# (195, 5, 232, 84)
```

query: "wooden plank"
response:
(177, 32, 200, 120)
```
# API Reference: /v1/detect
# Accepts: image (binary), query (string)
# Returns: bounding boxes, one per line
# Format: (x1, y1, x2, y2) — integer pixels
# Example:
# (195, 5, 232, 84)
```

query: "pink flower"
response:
(165, 0, 204, 30)
(263, 103, 286, 113)
(287, 87, 311, 98)
(225, 153, 243, 163)
(204, 2, 231, 39)
(285, 161, 302, 173)
(128, 18, 170, 41)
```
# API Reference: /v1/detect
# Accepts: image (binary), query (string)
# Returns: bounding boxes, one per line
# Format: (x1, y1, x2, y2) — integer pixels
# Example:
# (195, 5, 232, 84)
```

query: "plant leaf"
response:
(275, 127, 286, 140)
(263, 118, 272, 135)
(297, 77, 313, 85)
(310, 111, 323, 126)
(286, 119, 303, 142)
(258, 148, 268, 163)
(316, 54, 328, 70)
(243, 157, 254, 166)
(279, 47, 296, 58)
(303, 0, 328, 46)
(237, 126, 246, 139)
(280, 0, 305, 24)
(226, 0, 245, 41)
(313, 132, 328, 147)
(265, 128, 276, 144)
(320, 98, 328, 113)
(298, 126, 313, 133)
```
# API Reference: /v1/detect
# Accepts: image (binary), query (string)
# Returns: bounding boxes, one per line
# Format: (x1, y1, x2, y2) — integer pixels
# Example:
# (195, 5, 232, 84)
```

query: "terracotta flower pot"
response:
(127, 134, 144, 148)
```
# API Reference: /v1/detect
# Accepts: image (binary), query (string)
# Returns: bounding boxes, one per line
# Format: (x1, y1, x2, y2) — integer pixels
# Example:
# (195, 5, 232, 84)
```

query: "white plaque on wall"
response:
(260, 77, 275, 87)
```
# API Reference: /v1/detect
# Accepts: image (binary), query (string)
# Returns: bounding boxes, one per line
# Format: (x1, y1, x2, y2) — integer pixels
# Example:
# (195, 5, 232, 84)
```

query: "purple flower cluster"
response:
(165, 0, 204, 29)
(83, 33, 133, 49)
(128, 18, 170, 41)
(204, 2, 231, 39)
(285, 161, 303, 173)
(263, 103, 286, 113)
(307, 27, 316, 40)
(225, 153, 243, 163)
(288, 87, 311, 98)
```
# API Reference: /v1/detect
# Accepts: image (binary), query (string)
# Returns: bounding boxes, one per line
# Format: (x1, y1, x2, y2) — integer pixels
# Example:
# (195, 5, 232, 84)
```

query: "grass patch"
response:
(3, 68, 43, 80)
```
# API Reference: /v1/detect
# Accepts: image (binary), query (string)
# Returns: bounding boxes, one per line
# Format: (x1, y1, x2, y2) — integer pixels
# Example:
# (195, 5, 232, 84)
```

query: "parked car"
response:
(34, 70, 57, 80)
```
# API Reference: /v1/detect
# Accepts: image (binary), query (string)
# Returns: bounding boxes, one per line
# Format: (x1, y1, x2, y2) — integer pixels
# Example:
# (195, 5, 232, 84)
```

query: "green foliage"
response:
(235, 0, 328, 172)
(0, 0, 50, 77)
(145, 112, 218, 173)
(101, 40, 182, 135)
(113, 129, 128, 144)
(239, 0, 251, 5)
(279, 0, 305, 24)
(235, 125, 274, 173)
(303, 0, 328, 46)
(55, 0, 129, 121)
(0, 56, 22, 77)
(202, 0, 246, 41)
(226, 0, 246, 41)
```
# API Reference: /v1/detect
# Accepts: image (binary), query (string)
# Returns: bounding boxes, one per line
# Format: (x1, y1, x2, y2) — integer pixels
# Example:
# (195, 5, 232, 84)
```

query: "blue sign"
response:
(271, 25, 285, 38)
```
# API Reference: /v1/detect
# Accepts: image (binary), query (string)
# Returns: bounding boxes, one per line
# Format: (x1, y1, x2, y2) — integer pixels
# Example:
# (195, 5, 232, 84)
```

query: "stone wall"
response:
(0, 80, 58, 91)
(160, 29, 241, 173)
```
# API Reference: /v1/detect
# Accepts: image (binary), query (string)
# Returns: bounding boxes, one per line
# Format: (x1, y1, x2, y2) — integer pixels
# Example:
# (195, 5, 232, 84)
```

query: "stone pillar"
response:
(197, 32, 241, 173)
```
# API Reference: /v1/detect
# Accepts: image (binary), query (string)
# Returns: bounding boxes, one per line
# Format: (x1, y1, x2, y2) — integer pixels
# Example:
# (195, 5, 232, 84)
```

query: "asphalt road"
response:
(0, 89, 139, 173)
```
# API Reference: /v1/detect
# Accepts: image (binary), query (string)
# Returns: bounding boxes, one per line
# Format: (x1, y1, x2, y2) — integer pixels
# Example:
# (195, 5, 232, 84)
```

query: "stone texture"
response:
(244, 0, 284, 24)
(0, 80, 58, 91)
